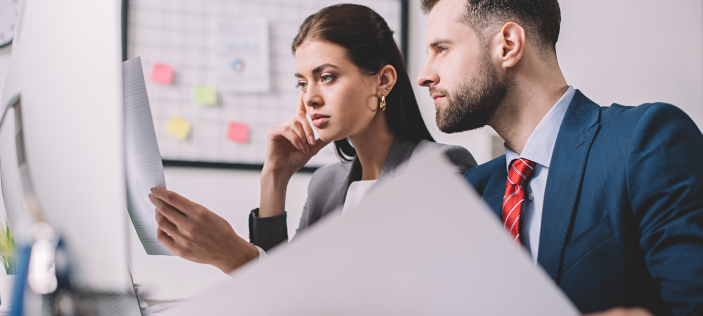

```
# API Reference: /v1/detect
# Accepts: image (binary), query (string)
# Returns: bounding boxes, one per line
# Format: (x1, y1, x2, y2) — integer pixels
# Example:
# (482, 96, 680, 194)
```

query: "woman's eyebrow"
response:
(312, 63, 338, 74)
(294, 63, 338, 78)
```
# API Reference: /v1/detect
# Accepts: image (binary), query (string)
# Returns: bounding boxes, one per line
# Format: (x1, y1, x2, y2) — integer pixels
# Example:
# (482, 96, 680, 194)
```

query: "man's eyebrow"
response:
(430, 39, 454, 48)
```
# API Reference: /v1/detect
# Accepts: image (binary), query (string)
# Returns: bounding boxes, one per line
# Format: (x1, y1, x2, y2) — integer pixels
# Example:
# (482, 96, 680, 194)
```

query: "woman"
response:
(149, 4, 476, 273)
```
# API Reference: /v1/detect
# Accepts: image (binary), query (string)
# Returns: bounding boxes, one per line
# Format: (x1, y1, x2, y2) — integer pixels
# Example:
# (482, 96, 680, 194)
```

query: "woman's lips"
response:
(310, 114, 330, 128)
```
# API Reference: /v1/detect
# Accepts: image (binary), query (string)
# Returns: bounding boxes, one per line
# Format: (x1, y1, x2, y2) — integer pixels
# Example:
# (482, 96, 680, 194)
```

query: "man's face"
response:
(417, 0, 507, 133)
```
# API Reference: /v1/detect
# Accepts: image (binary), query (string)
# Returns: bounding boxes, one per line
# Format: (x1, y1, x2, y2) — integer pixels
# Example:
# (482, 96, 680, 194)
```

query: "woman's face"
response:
(294, 40, 380, 142)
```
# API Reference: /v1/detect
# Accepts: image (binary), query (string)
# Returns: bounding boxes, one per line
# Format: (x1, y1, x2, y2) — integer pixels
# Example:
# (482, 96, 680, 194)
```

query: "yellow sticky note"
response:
(195, 85, 217, 106)
(166, 116, 191, 140)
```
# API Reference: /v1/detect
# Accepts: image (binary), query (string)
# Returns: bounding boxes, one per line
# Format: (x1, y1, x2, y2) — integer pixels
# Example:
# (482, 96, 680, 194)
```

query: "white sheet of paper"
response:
(123, 57, 173, 256)
(161, 153, 578, 315)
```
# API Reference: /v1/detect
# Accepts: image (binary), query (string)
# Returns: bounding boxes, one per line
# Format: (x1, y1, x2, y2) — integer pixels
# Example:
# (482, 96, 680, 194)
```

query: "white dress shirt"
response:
(503, 86, 575, 264)
(342, 180, 377, 213)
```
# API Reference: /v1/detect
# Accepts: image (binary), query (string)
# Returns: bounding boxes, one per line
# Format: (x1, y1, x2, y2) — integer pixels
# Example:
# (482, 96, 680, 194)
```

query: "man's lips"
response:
(432, 94, 446, 106)
(310, 113, 330, 127)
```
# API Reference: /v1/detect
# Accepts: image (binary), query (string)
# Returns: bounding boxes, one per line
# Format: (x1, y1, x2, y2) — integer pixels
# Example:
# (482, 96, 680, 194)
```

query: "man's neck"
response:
(489, 66, 568, 155)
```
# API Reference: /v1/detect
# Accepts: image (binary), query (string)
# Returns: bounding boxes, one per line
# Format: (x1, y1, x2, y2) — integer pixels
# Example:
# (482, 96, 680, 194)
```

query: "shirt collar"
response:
(504, 85, 575, 171)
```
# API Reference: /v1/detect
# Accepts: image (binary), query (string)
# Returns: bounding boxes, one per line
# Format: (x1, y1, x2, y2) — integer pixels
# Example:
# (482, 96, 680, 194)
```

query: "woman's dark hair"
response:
(292, 4, 435, 161)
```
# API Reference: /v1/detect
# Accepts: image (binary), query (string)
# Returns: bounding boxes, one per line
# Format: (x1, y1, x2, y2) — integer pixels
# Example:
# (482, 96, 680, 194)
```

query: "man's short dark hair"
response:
(421, 0, 561, 55)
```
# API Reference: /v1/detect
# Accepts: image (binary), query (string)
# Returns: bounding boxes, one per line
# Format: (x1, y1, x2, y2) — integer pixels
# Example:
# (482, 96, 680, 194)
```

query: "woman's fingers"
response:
(150, 187, 198, 217)
(296, 111, 317, 147)
(277, 120, 309, 154)
(155, 210, 179, 236)
(149, 194, 188, 226)
(297, 90, 306, 113)
(156, 228, 177, 250)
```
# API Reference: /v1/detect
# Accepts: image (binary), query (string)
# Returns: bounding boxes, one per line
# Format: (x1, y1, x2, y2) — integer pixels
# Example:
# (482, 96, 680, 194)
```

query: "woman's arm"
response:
(258, 93, 329, 217)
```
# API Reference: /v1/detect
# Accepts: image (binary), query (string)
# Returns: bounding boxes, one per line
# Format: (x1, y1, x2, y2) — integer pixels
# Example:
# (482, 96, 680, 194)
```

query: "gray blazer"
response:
(249, 137, 477, 251)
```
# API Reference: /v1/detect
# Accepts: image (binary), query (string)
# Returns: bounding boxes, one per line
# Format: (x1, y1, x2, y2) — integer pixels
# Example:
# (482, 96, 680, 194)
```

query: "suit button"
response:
(528, 192, 534, 201)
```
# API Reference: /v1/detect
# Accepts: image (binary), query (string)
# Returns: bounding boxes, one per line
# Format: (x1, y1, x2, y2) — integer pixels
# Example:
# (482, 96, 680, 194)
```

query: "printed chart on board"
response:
(126, 0, 405, 167)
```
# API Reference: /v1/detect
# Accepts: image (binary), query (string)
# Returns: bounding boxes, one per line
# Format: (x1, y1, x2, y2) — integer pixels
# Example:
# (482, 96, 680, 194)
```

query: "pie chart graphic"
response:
(231, 59, 245, 73)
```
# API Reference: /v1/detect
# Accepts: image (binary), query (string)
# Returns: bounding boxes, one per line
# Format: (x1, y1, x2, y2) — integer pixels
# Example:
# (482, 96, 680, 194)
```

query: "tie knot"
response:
(507, 158, 536, 186)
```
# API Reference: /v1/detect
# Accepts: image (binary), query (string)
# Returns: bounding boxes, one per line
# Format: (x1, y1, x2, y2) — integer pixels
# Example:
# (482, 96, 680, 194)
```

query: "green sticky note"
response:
(195, 85, 218, 106)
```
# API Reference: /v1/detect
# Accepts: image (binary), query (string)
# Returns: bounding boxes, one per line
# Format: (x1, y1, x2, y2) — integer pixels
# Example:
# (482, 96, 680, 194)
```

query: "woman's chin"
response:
(317, 132, 341, 143)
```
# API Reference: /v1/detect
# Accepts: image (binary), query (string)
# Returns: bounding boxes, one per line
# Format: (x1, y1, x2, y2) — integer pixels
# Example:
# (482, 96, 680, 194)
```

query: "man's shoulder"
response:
(463, 155, 505, 195)
(601, 102, 693, 130)
(412, 140, 478, 173)
(597, 102, 701, 154)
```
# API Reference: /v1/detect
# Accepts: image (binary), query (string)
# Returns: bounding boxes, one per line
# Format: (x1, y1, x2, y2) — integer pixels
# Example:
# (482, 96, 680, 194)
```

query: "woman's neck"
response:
(348, 113, 395, 181)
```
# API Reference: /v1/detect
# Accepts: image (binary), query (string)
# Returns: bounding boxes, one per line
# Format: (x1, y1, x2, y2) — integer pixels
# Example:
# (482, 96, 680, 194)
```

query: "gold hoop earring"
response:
(379, 96, 386, 112)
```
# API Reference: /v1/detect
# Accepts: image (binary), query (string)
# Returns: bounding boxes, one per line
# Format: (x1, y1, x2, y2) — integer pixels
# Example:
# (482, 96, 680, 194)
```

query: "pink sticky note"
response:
(227, 122, 249, 143)
(151, 63, 174, 85)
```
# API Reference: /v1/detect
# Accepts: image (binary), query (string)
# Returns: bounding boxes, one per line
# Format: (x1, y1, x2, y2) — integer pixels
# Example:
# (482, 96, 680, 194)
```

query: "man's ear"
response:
(377, 65, 397, 97)
(495, 22, 526, 69)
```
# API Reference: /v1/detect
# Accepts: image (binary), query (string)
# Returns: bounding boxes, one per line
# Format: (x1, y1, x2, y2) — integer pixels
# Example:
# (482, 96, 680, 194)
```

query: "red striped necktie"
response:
(503, 158, 537, 244)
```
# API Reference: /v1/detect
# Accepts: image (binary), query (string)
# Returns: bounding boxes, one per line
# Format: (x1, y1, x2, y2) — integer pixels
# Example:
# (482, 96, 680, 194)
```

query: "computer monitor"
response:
(0, 0, 132, 293)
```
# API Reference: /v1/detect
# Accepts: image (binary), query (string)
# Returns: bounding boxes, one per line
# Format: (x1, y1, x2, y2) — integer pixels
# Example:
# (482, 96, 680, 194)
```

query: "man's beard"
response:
(433, 53, 507, 134)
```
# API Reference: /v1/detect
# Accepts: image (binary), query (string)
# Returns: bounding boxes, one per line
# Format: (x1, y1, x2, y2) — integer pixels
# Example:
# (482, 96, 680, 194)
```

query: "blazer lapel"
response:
(537, 90, 601, 282)
(483, 166, 508, 219)
(321, 158, 361, 216)
(376, 137, 420, 185)
(321, 137, 419, 215)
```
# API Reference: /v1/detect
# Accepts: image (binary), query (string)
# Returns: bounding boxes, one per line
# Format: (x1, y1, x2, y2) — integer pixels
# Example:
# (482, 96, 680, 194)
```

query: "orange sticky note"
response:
(151, 63, 174, 85)
(227, 122, 249, 143)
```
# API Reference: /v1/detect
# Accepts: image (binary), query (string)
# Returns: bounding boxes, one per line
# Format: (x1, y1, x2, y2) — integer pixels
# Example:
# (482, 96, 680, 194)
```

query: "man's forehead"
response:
(428, 0, 466, 25)
(426, 0, 472, 43)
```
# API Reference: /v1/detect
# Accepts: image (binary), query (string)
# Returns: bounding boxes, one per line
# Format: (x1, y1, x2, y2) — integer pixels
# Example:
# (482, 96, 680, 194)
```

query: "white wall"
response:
(0, 0, 701, 302)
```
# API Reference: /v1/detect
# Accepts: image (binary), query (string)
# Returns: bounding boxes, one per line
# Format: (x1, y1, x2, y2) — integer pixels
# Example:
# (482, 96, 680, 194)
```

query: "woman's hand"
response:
(149, 187, 259, 274)
(263, 91, 329, 179)
(259, 92, 330, 217)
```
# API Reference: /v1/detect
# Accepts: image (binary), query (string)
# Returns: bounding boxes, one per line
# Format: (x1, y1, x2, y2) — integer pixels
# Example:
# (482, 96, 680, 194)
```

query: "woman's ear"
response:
(377, 65, 397, 97)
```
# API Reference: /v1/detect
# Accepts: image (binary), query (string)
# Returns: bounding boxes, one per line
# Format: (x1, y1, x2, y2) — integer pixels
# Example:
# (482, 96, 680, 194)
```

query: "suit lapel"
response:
(537, 90, 601, 282)
(321, 137, 419, 215)
(322, 158, 361, 216)
(483, 165, 508, 219)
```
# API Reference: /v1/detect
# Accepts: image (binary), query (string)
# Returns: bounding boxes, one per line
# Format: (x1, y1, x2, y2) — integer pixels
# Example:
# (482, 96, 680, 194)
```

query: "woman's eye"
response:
(296, 82, 308, 89)
(321, 74, 335, 83)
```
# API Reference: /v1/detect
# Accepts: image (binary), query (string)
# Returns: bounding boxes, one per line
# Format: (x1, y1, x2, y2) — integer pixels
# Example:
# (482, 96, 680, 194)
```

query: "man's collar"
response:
(504, 86, 576, 171)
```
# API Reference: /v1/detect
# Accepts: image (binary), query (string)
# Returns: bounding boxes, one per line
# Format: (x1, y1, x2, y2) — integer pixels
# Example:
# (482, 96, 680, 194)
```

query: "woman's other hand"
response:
(149, 186, 259, 274)
(263, 91, 329, 179)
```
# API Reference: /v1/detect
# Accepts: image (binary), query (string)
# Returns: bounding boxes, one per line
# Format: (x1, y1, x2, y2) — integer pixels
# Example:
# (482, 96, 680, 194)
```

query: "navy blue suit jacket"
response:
(464, 90, 703, 315)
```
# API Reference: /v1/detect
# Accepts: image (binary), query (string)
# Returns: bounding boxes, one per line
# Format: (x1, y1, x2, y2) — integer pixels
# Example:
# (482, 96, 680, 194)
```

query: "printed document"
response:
(161, 153, 578, 315)
(123, 57, 173, 256)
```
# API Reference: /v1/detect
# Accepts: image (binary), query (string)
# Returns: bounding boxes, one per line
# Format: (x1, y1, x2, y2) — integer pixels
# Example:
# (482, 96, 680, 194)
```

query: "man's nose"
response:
(416, 63, 439, 87)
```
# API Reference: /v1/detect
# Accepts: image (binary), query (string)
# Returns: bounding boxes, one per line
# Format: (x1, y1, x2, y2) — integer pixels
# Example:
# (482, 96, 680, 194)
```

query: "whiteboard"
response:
(125, 0, 407, 169)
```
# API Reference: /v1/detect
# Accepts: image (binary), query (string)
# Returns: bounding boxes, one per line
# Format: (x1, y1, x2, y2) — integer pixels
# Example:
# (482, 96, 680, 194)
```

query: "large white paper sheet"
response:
(123, 57, 173, 256)
(162, 153, 578, 315)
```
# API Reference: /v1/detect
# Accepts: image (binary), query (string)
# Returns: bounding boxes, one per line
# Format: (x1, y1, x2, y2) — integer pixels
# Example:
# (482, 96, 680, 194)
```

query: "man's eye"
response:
(296, 82, 308, 89)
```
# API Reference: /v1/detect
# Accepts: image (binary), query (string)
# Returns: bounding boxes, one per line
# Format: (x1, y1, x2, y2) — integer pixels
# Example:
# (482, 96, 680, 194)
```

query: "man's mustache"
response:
(429, 86, 449, 97)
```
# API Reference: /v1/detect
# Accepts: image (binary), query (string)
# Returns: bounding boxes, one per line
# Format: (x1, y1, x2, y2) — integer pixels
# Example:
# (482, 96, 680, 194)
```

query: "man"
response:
(417, 0, 703, 315)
